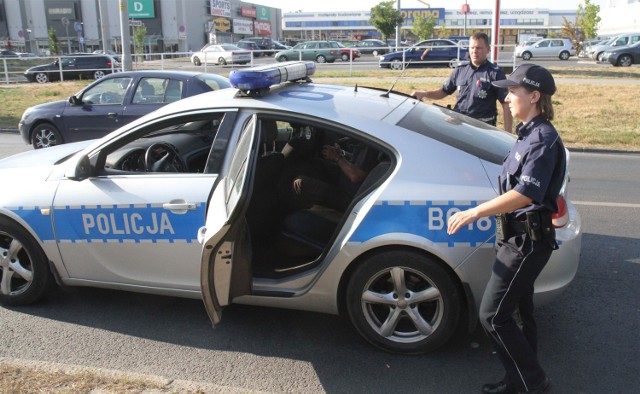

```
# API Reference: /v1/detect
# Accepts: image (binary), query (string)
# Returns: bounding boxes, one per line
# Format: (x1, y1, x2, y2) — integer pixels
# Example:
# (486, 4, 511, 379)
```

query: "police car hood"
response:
(0, 140, 92, 177)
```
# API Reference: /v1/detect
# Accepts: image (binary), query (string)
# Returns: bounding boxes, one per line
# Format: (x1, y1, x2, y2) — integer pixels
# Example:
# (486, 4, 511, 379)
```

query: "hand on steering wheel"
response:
(144, 142, 186, 172)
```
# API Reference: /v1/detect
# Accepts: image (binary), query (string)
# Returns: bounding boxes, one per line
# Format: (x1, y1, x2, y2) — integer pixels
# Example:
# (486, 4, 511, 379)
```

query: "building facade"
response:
(598, 0, 640, 36)
(0, 0, 282, 55)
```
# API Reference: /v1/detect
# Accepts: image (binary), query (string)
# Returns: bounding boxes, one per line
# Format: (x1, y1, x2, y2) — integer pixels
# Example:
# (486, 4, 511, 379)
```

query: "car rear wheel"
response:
(34, 72, 49, 83)
(93, 70, 106, 79)
(372, 50, 380, 56)
(192, 57, 201, 66)
(341, 53, 349, 62)
(316, 55, 327, 63)
(522, 51, 532, 61)
(390, 59, 404, 70)
(218, 57, 227, 65)
(0, 217, 55, 306)
(31, 123, 62, 149)
(346, 250, 461, 354)
(617, 55, 633, 67)
(559, 51, 570, 60)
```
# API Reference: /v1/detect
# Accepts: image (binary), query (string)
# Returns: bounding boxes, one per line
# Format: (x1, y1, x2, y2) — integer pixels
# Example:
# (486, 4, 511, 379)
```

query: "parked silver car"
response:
(588, 33, 640, 62)
(515, 38, 576, 61)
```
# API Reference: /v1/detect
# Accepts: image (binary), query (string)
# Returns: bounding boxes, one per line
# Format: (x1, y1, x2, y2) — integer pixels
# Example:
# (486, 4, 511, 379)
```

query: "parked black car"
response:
(19, 70, 231, 149)
(0, 49, 19, 58)
(24, 54, 118, 83)
(236, 40, 262, 57)
(243, 37, 277, 55)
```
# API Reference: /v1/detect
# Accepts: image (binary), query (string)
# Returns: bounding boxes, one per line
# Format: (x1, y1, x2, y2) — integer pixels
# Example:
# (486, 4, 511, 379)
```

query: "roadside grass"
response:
(1, 65, 639, 151)
(0, 362, 165, 393)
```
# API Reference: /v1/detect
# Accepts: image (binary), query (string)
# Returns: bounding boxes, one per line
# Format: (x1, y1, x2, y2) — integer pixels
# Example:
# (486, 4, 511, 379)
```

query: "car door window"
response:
(551, 40, 564, 47)
(162, 79, 183, 103)
(82, 77, 131, 105)
(132, 77, 165, 104)
(537, 40, 550, 48)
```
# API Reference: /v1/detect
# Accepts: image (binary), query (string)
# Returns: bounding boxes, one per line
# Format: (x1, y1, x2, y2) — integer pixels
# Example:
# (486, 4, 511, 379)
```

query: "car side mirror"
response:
(66, 154, 92, 181)
(68, 95, 81, 105)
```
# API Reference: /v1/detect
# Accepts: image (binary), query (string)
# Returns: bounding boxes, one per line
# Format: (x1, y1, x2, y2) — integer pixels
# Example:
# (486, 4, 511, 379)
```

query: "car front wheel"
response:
(277, 55, 288, 62)
(31, 123, 62, 149)
(93, 70, 106, 79)
(596, 52, 605, 62)
(618, 55, 633, 67)
(34, 72, 49, 83)
(522, 51, 532, 61)
(372, 50, 380, 56)
(218, 57, 227, 65)
(0, 217, 55, 306)
(192, 57, 201, 66)
(390, 59, 404, 70)
(346, 250, 461, 354)
(341, 53, 349, 62)
(316, 55, 327, 63)
(559, 51, 570, 60)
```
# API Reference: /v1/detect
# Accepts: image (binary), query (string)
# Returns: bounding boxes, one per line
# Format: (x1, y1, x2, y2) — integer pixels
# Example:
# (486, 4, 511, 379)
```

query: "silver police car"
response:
(0, 62, 581, 355)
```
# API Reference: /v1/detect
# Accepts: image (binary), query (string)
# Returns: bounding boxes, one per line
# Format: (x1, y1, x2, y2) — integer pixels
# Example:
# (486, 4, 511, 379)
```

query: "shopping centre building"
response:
(0, 0, 636, 55)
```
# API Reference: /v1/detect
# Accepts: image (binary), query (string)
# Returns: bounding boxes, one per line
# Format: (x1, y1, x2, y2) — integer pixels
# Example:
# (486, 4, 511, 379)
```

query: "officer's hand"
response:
(447, 209, 479, 235)
(321, 143, 342, 162)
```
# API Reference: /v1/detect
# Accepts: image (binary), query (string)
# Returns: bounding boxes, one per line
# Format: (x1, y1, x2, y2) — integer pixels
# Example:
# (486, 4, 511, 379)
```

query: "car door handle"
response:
(163, 201, 196, 212)
(107, 112, 118, 118)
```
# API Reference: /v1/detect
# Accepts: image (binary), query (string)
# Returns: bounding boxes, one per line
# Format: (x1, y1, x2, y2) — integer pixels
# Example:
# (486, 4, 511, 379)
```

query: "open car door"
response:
(200, 115, 256, 326)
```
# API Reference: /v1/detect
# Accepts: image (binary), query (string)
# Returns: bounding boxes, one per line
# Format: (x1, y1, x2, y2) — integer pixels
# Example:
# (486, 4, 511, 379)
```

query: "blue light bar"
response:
(229, 61, 315, 92)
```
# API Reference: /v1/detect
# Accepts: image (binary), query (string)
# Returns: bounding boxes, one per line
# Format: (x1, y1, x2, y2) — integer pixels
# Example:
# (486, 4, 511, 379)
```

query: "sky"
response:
(258, 0, 606, 14)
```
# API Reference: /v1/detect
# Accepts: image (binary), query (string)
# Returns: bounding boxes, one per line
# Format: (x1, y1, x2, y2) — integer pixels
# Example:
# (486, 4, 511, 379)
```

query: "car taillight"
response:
(552, 195, 569, 228)
(107, 61, 112, 67)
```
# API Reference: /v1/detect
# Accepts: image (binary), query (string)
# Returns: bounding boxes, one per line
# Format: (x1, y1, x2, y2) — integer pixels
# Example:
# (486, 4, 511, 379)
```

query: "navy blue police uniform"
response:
(480, 64, 566, 393)
(442, 60, 508, 125)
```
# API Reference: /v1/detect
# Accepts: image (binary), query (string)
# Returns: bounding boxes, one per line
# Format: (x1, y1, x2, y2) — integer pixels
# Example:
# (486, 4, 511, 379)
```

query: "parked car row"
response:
(274, 40, 362, 63)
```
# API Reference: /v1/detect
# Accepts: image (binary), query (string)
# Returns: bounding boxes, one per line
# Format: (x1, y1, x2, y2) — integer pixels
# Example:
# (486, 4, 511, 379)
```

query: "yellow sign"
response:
(214, 17, 230, 32)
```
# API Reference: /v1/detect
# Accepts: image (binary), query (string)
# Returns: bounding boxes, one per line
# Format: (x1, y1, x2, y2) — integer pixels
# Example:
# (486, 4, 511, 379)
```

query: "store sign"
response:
(256, 6, 270, 21)
(400, 8, 445, 24)
(241, 7, 257, 19)
(210, 0, 231, 18)
(233, 19, 254, 35)
(128, 0, 155, 18)
(214, 17, 231, 32)
(254, 20, 272, 35)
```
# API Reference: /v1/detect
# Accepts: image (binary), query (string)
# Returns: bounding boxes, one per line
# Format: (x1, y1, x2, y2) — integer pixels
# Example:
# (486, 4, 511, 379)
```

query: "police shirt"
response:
(442, 60, 508, 122)
(502, 115, 566, 219)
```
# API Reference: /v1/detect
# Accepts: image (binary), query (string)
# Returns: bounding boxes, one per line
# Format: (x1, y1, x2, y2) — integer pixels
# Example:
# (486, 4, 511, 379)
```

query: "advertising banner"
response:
(233, 19, 254, 35)
(254, 20, 272, 35)
(210, 0, 231, 18)
(256, 6, 270, 21)
(214, 17, 231, 32)
(241, 7, 257, 19)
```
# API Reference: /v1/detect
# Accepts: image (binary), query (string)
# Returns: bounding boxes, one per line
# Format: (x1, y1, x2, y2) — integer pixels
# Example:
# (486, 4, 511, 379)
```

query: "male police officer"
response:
(411, 32, 513, 132)
(447, 64, 564, 393)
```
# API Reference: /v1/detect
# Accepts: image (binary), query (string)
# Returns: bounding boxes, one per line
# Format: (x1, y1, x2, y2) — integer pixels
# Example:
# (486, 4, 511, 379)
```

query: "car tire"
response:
(218, 57, 227, 65)
(278, 55, 288, 62)
(559, 51, 570, 60)
(618, 55, 632, 67)
(31, 123, 62, 149)
(34, 72, 49, 83)
(346, 250, 461, 355)
(0, 216, 55, 306)
(372, 50, 380, 57)
(596, 52, 604, 62)
(522, 51, 532, 61)
(316, 55, 327, 63)
(390, 59, 404, 70)
(341, 53, 349, 62)
(192, 57, 201, 66)
(93, 70, 106, 79)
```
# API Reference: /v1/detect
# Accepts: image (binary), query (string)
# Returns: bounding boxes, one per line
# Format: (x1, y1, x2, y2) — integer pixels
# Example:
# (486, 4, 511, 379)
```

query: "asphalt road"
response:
(0, 135, 639, 393)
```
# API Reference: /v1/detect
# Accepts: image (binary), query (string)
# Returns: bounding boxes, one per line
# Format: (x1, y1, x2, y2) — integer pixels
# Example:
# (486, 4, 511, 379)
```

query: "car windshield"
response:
(397, 104, 514, 164)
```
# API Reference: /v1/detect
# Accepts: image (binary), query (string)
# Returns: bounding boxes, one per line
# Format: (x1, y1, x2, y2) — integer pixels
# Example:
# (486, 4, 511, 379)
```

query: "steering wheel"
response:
(144, 142, 186, 172)
(99, 91, 119, 104)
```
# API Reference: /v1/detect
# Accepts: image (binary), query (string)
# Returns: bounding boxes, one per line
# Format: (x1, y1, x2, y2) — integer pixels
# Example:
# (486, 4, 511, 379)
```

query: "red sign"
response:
(253, 20, 272, 35)
(241, 7, 257, 18)
(461, 4, 471, 13)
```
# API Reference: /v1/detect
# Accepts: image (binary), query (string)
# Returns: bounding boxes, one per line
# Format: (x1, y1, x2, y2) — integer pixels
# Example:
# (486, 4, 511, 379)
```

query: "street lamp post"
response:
(62, 17, 71, 53)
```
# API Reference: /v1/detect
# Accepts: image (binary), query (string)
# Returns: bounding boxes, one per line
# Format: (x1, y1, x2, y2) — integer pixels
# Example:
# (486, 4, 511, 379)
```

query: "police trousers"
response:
(479, 232, 554, 392)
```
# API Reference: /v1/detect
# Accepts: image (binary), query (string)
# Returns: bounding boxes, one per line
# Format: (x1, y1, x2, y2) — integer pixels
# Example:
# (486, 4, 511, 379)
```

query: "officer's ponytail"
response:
(537, 93, 554, 121)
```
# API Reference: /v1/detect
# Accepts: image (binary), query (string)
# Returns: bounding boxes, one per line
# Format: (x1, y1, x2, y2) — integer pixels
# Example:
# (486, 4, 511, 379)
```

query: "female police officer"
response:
(447, 64, 565, 394)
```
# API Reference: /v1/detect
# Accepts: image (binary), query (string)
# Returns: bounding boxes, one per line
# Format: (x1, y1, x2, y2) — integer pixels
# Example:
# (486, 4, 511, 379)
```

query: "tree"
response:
(411, 14, 436, 41)
(436, 23, 448, 39)
(577, 0, 601, 39)
(134, 24, 147, 56)
(562, 0, 601, 55)
(48, 28, 60, 55)
(370, 1, 403, 41)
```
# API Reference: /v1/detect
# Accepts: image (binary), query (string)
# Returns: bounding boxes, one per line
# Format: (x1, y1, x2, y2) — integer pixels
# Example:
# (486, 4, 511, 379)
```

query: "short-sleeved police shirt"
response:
(442, 60, 508, 122)
(501, 115, 566, 219)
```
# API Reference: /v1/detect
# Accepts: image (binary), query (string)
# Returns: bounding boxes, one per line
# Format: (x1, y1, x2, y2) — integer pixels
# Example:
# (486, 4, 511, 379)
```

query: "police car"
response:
(0, 62, 582, 355)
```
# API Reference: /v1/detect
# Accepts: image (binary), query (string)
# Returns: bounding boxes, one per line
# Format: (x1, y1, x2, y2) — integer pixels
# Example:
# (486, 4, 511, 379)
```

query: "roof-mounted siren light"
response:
(229, 61, 316, 97)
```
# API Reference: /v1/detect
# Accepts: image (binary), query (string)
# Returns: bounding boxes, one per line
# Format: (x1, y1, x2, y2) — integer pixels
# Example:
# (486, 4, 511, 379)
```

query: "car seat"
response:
(164, 80, 182, 102)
